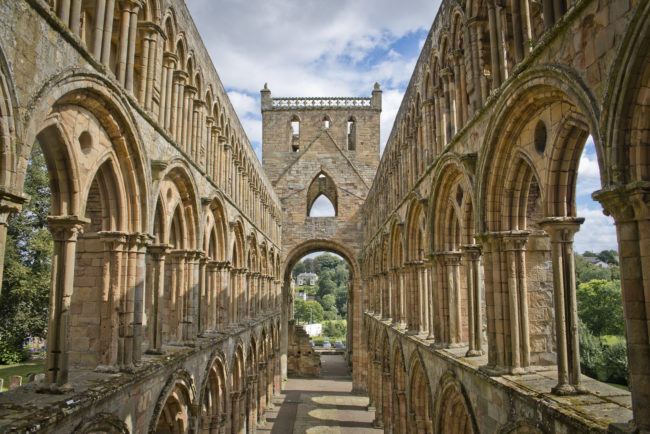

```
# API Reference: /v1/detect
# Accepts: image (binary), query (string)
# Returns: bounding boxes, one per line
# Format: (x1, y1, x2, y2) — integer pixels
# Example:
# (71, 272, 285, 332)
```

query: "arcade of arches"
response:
(0, 0, 648, 433)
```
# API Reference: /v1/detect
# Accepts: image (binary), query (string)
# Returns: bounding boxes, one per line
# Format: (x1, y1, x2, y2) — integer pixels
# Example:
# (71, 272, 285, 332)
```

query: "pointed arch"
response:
(306, 170, 338, 216)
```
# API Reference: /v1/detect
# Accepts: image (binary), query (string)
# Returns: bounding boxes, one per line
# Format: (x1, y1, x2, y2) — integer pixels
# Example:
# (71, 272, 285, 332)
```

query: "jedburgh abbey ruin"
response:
(0, 0, 648, 432)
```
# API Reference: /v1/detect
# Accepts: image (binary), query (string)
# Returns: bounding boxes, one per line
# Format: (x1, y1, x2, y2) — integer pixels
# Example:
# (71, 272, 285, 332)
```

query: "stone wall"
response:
(261, 87, 381, 391)
(360, 0, 650, 431)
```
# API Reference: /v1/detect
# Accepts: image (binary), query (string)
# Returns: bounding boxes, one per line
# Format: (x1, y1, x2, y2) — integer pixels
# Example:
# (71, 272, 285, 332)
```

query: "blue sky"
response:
(186, 1, 617, 254)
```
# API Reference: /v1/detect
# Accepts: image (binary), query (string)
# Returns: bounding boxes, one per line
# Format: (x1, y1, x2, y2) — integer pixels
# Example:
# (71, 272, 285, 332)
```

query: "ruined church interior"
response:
(0, 0, 649, 432)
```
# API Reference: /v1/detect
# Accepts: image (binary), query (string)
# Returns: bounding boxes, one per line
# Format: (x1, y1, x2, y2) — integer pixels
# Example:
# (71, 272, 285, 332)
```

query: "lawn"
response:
(0, 358, 45, 391)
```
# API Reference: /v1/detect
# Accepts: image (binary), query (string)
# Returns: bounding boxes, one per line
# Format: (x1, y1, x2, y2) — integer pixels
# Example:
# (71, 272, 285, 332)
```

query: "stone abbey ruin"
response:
(0, 0, 648, 432)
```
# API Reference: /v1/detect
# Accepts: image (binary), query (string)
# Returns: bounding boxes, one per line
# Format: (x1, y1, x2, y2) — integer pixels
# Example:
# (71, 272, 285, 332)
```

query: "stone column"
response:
(99, 0, 116, 66)
(511, 0, 525, 63)
(503, 232, 531, 373)
(159, 53, 176, 128)
(452, 51, 465, 129)
(171, 71, 187, 142)
(220, 262, 231, 327)
(146, 244, 169, 354)
(58, 0, 71, 28)
(496, 2, 509, 83)
(426, 254, 437, 341)
(124, 3, 140, 92)
(444, 252, 463, 346)
(487, 0, 502, 89)
(44, 216, 90, 390)
(594, 185, 650, 430)
(69, 0, 82, 35)
(137, 29, 153, 104)
(462, 245, 483, 356)
(95, 231, 126, 373)
(91, 0, 108, 58)
(417, 260, 429, 336)
(539, 217, 585, 395)
(441, 69, 453, 142)
(380, 271, 391, 320)
(373, 359, 384, 428)
(183, 86, 197, 152)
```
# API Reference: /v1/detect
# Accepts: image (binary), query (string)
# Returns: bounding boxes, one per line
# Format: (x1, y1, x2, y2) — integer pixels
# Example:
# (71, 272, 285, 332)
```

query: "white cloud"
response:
(574, 206, 618, 253)
(186, 0, 439, 157)
(309, 195, 336, 217)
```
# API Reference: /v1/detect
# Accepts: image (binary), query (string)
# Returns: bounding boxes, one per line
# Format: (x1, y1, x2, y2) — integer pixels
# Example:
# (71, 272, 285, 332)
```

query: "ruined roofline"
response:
(261, 83, 382, 111)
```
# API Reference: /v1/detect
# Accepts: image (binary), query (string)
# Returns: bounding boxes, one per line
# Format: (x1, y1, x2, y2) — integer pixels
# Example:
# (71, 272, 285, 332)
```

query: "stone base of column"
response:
(552, 383, 587, 396)
(95, 364, 120, 374)
(465, 349, 484, 357)
(145, 348, 166, 355)
(37, 382, 74, 394)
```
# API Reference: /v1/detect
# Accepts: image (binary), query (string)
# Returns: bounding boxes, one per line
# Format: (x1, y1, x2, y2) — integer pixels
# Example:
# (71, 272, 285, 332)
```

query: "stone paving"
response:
(259, 354, 381, 433)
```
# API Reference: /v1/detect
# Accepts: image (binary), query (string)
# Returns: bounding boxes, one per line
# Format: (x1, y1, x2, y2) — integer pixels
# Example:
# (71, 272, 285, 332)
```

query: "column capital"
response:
(460, 244, 482, 259)
(173, 70, 189, 83)
(147, 243, 171, 256)
(47, 215, 91, 241)
(538, 217, 585, 242)
(0, 186, 29, 216)
(593, 182, 650, 222)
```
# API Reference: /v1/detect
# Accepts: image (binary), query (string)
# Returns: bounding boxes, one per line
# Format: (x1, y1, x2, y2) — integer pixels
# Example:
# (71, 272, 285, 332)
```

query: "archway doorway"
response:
(280, 239, 363, 391)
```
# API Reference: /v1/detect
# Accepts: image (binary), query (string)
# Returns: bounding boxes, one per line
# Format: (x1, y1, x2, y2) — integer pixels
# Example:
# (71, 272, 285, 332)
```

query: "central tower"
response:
(261, 84, 381, 389)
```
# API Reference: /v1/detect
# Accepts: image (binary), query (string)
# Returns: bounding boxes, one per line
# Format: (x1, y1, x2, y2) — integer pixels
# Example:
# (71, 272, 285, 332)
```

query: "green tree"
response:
(317, 276, 336, 300)
(575, 254, 612, 285)
(597, 250, 619, 266)
(321, 294, 337, 312)
(577, 279, 624, 336)
(579, 319, 601, 379)
(335, 285, 347, 318)
(294, 300, 324, 323)
(332, 263, 349, 286)
(597, 341, 628, 385)
(0, 143, 52, 364)
(316, 253, 341, 271)
(292, 261, 306, 278)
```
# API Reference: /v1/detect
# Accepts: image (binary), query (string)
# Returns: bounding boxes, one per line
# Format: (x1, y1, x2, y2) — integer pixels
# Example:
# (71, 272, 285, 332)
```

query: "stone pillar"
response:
(159, 53, 176, 129)
(44, 215, 90, 390)
(58, 0, 71, 27)
(99, 0, 116, 66)
(462, 245, 483, 356)
(124, 3, 140, 92)
(477, 231, 531, 374)
(373, 359, 384, 428)
(511, 0, 525, 63)
(444, 252, 463, 346)
(539, 217, 585, 395)
(417, 260, 429, 336)
(452, 51, 465, 130)
(183, 86, 197, 152)
(594, 185, 650, 430)
(96, 232, 126, 373)
(496, 2, 509, 83)
(441, 68, 454, 142)
(91, 0, 107, 58)
(487, 0, 502, 89)
(171, 71, 186, 142)
(426, 254, 437, 341)
(146, 244, 169, 354)
(380, 271, 390, 320)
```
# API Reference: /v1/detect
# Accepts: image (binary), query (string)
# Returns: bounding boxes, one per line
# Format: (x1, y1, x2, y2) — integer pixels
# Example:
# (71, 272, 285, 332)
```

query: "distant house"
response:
(297, 272, 318, 286)
(584, 256, 610, 269)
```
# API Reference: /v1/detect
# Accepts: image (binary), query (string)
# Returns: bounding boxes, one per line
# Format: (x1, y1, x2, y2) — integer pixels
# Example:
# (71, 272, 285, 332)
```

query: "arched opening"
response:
(392, 346, 407, 434)
(347, 117, 357, 151)
(200, 357, 227, 433)
(306, 171, 338, 217)
(322, 115, 331, 129)
(282, 240, 361, 384)
(154, 380, 194, 434)
(435, 381, 473, 434)
(409, 359, 432, 433)
(309, 195, 335, 217)
(231, 346, 245, 434)
(290, 115, 300, 152)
